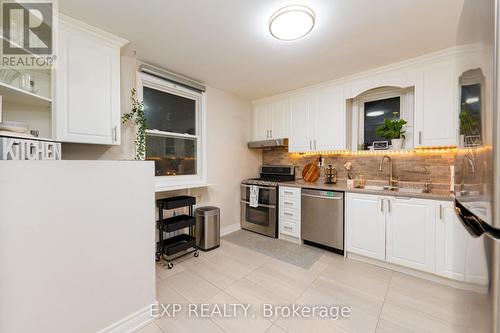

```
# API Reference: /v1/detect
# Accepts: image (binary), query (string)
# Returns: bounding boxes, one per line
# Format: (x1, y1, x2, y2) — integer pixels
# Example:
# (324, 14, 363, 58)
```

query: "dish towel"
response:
(249, 185, 259, 208)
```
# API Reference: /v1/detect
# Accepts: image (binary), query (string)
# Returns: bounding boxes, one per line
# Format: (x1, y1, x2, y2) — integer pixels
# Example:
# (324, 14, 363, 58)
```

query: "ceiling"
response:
(59, 0, 466, 100)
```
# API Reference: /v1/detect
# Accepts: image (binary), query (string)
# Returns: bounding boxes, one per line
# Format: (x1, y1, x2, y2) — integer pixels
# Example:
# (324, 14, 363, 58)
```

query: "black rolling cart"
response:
(156, 195, 199, 269)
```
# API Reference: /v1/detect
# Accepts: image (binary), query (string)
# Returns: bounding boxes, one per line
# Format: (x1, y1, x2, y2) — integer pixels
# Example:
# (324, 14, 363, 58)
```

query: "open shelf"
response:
(0, 81, 52, 108)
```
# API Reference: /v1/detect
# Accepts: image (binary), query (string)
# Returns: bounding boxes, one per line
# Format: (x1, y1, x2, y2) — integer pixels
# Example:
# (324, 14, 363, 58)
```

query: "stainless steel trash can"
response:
(195, 206, 220, 251)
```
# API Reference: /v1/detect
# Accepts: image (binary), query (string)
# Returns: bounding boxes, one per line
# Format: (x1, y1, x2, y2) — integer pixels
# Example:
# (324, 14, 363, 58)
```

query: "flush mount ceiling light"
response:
(366, 111, 385, 117)
(465, 96, 480, 104)
(269, 5, 315, 41)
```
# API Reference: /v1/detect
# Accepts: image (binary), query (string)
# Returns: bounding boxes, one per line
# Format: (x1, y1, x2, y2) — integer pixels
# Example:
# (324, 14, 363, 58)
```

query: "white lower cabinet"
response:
(385, 197, 435, 273)
(279, 186, 301, 240)
(435, 201, 489, 285)
(345, 193, 386, 261)
(346, 194, 487, 286)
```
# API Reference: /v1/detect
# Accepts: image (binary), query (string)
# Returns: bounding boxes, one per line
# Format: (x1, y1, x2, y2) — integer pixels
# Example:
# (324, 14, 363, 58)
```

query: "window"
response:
(363, 97, 401, 146)
(138, 73, 206, 189)
(352, 87, 414, 150)
(459, 69, 484, 147)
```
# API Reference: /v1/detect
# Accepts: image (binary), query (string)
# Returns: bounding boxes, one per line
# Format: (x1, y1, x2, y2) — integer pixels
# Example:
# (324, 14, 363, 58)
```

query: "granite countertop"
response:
(281, 179, 455, 201)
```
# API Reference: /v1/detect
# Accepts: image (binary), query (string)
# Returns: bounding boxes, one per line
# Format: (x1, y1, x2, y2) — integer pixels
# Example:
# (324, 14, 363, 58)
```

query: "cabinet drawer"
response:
(280, 197, 299, 210)
(280, 208, 300, 221)
(280, 219, 299, 237)
(280, 186, 300, 198)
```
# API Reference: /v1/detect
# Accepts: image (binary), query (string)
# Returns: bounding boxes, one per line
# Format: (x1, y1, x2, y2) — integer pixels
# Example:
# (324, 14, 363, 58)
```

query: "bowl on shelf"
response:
(0, 120, 29, 133)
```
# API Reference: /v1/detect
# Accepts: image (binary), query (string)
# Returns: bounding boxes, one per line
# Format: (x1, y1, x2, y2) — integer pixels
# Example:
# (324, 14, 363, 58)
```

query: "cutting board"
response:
(302, 159, 320, 183)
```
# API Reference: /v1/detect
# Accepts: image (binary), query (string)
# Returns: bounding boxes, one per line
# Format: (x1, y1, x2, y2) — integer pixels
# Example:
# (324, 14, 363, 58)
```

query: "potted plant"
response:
(459, 111, 479, 147)
(122, 89, 146, 160)
(376, 119, 407, 150)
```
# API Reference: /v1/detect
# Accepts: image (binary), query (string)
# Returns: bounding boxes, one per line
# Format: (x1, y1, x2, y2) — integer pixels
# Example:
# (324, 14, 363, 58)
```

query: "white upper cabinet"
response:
(289, 93, 313, 152)
(314, 86, 345, 151)
(386, 197, 436, 273)
(270, 99, 290, 139)
(288, 86, 346, 152)
(252, 100, 290, 140)
(252, 104, 271, 140)
(346, 193, 386, 261)
(54, 16, 127, 145)
(414, 60, 458, 147)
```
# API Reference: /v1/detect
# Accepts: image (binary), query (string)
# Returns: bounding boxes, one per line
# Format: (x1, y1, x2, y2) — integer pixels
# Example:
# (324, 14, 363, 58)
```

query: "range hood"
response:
(247, 138, 288, 149)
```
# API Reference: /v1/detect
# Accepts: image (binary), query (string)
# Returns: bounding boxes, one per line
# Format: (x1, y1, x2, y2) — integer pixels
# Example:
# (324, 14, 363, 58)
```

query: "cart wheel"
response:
(194, 251, 200, 257)
(155, 252, 161, 262)
(167, 262, 174, 269)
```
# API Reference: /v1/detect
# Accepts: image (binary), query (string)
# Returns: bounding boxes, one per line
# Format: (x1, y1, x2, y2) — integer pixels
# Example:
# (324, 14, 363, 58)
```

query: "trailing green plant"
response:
(459, 111, 479, 135)
(376, 119, 407, 140)
(122, 88, 146, 160)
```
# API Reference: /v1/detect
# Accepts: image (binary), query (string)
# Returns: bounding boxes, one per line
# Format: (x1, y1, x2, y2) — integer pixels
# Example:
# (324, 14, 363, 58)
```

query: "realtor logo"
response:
(0, 0, 56, 68)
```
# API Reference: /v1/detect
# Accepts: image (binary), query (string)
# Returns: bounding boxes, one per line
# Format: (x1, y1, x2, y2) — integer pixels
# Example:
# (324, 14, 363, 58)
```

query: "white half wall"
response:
(0, 161, 156, 333)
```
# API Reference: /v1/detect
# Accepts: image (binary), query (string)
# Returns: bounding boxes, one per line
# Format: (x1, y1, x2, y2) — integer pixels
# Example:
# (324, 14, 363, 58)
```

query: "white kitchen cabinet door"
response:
(436, 201, 489, 285)
(415, 60, 458, 147)
(54, 16, 126, 145)
(346, 193, 386, 261)
(435, 201, 468, 281)
(270, 99, 290, 139)
(313, 86, 345, 151)
(386, 197, 436, 272)
(253, 104, 271, 140)
(289, 93, 313, 152)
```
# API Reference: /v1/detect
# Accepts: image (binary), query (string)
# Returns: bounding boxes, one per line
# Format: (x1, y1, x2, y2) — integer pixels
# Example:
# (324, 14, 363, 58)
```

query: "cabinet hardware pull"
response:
(113, 126, 117, 142)
(380, 199, 384, 213)
(309, 140, 312, 150)
(419, 131, 422, 145)
(284, 226, 293, 231)
(284, 201, 293, 205)
(284, 212, 293, 216)
(314, 139, 317, 150)
(270, 129, 272, 138)
(439, 204, 443, 220)
(388, 199, 391, 213)
(284, 191, 294, 195)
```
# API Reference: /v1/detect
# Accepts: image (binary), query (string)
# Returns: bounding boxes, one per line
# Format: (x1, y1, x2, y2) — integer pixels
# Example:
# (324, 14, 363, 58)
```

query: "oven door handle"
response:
(241, 184, 277, 190)
(241, 200, 276, 209)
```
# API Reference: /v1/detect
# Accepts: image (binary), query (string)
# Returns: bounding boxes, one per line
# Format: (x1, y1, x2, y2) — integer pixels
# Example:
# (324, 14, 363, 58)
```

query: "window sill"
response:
(155, 180, 213, 193)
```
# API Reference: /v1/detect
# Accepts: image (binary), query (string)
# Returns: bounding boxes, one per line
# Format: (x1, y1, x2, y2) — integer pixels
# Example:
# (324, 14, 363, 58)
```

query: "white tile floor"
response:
(140, 238, 490, 333)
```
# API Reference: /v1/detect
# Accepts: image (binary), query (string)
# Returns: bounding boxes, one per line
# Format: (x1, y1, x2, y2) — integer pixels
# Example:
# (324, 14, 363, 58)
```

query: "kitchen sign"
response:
(0, 137, 61, 160)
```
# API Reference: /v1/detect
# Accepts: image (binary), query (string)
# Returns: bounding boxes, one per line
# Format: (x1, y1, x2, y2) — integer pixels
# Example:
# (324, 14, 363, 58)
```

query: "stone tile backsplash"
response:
(262, 148, 457, 188)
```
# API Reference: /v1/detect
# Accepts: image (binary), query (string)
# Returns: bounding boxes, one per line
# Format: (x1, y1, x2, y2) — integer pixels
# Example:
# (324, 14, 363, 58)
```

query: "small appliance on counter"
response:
(241, 165, 295, 238)
(324, 165, 337, 184)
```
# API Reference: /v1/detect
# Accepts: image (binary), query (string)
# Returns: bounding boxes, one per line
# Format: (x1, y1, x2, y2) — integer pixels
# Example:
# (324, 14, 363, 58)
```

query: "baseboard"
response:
(97, 302, 157, 333)
(347, 252, 489, 294)
(221, 223, 241, 236)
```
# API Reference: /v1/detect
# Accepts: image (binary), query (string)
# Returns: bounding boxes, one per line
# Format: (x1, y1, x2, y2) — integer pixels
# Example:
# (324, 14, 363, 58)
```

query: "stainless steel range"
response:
(241, 165, 295, 238)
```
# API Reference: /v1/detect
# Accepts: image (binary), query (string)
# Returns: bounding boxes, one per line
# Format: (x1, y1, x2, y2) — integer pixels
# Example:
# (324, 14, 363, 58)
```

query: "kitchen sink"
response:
(363, 185, 386, 191)
(397, 187, 424, 194)
(361, 185, 426, 194)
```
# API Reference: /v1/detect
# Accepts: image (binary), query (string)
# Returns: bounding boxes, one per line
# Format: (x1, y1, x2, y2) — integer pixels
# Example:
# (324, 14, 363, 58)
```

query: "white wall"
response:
(189, 86, 261, 228)
(0, 161, 156, 333)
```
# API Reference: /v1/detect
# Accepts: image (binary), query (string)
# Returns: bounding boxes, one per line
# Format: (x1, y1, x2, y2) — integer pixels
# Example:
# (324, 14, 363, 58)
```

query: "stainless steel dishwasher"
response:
(301, 189, 344, 253)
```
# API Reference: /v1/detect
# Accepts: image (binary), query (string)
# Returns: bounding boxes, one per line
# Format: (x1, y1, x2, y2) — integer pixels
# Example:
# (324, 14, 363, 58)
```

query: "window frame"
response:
(351, 87, 414, 150)
(137, 72, 207, 190)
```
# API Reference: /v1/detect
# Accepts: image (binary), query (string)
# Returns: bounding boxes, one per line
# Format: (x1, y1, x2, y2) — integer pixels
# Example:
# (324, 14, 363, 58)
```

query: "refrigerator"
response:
(454, 0, 500, 331)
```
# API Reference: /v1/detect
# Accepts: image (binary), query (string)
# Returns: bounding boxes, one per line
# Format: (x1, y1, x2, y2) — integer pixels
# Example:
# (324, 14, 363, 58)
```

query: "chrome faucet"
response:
(378, 155, 399, 190)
